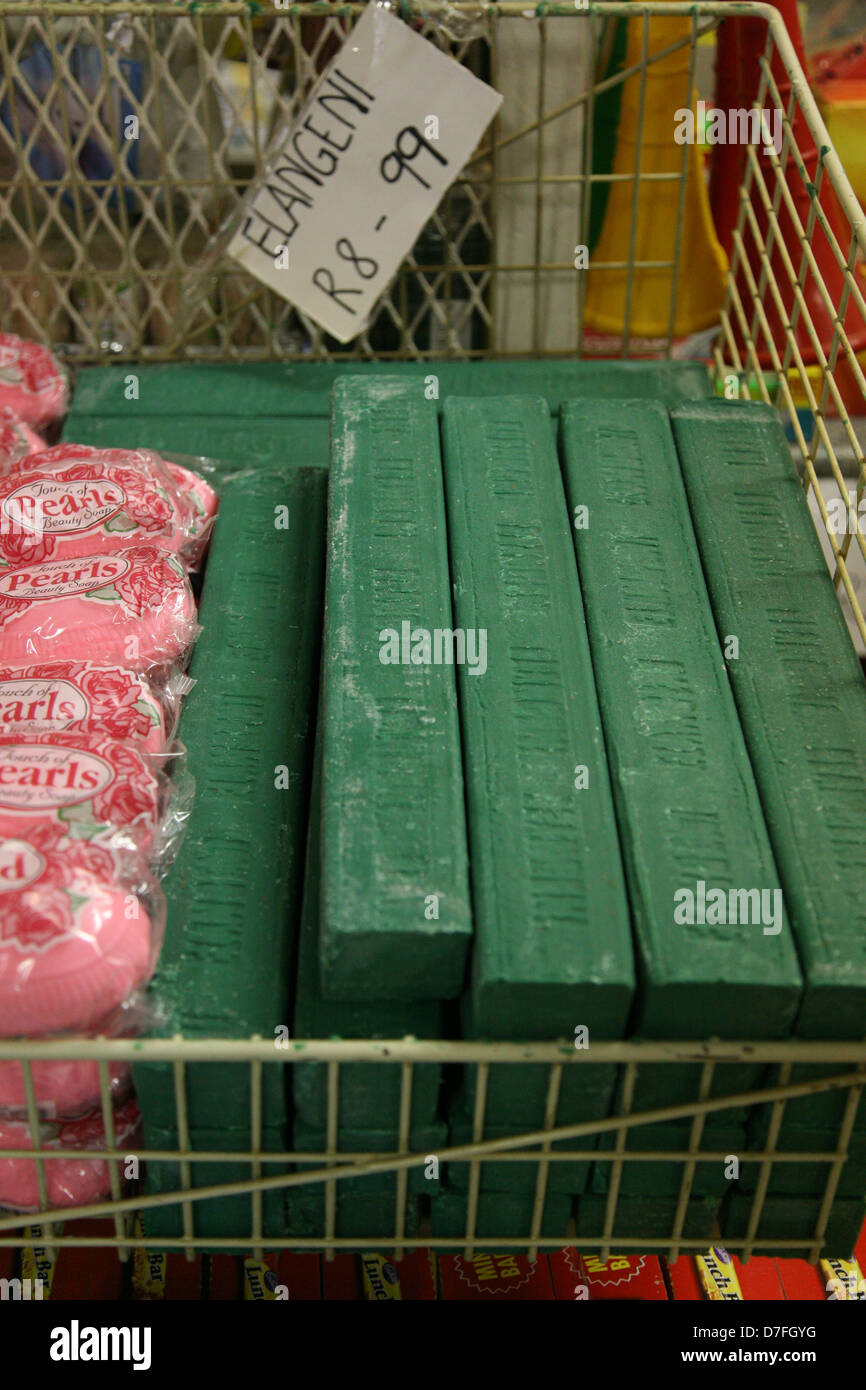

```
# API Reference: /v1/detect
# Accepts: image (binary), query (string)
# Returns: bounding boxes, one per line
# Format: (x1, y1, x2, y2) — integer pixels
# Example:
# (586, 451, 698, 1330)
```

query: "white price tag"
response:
(227, 4, 502, 342)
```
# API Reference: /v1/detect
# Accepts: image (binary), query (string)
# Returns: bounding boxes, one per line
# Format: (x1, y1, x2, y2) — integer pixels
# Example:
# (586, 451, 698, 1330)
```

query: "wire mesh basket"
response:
(1, 1, 865, 1269)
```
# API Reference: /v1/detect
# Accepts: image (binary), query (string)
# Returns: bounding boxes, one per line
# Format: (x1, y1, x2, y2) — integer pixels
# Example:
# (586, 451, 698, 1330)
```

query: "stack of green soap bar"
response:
(559, 397, 802, 1227)
(456, 1060, 619, 1134)
(590, 1120, 746, 1198)
(560, 398, 803, 1042)
(722, 1195, 866, 1259)
(739, 1118, 866, 1197)
(320, 379, 472, 1000)
(292, 1121, 446, 1197)
(441, 395, 634, 1062)
(285, 1189, 420, 1246)
(134, 467, 326, 1139)
(445, 1112, 593, 1195)
(744, 1063, 866, 1143)
(672, 400, 866, 1047)
(293, 740, 444, 1133)
(431, 1189, 573, 1242)
(575, 1195, 720, 1245)
(673, 398, 866, 1211)
(141, 1126, 288, 1249)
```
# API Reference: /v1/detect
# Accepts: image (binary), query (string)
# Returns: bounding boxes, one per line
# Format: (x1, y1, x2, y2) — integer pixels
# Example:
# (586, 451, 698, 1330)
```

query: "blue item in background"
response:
(1, 40, 142, 210)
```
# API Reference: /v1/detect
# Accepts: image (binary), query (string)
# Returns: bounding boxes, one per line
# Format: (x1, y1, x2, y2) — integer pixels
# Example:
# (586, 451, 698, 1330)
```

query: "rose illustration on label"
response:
(0, 827, 140, 958)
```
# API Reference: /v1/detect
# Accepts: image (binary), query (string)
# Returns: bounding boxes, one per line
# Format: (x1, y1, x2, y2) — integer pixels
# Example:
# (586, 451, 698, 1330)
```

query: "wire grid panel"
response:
(1, 3, 866, 1261)
(0, 1039, 864, 1263)
(1, 1, 864, 639)
(0, 3, 837, 355)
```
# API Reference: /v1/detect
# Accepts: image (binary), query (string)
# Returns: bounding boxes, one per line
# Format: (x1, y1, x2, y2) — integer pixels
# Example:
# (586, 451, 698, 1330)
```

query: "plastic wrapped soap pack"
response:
(0, 661, 192, 752)
(0, 444, 216, 569)
(0, 1096, 142, 1212)
(0, 333, 68, 432)
(0, 546, 200, 670)
(0, 356, 219, 1204)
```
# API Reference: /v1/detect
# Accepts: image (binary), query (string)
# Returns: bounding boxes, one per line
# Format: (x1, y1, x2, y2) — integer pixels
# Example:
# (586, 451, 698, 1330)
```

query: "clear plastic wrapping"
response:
(163, 457, 219, 561)
(0, 1097, 141, 1212)
(0, 333, 69, 432)
(0, 546, 200, 670)
(0, 661, 193, 753)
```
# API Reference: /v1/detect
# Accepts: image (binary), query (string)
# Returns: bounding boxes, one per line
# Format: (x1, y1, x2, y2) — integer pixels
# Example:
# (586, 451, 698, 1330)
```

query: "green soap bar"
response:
(292, 1121, 446, 1196)
(62, 414, 329, 472)
(431, 1189, 572, 1242)
(739, 1128, 866, 1198)
(285, 1189, 420, 1246)
(142, 1126, 288, 1251)
(561, 398, 802, 1041)
(745, 1102, 866, 1195)
(442, 395, 633, 1039)
(749, 1068, 866, 1134)
(293, 738, 444, 1128)
(458, 1059, 618, 1132)
(610, 1059, 765, 1127)
(672, 399, 866, 1039)
(590, 1122, 745, 1198)
(722, 1195, 866, 1259)
(320, 378, 472, 999)
(446, 1114, 593, 1195)
(575, 1195, 720, 1245)
(67, 360, 712, 421)
(748, 1089, 865, 1147)
(191, 465, 326, 684)
(134, 469, 325, 1136)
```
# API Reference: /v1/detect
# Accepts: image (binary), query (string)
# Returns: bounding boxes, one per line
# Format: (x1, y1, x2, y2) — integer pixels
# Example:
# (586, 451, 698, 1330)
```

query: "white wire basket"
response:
(0, 1, 865, 1267)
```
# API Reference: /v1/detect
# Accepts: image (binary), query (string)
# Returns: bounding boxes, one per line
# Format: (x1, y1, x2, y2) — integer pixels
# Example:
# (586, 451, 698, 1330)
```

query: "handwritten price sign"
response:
(227, 5, 502, 342)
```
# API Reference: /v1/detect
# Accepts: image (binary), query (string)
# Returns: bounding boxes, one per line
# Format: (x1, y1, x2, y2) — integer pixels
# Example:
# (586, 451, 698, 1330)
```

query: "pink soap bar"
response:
(0, 445, 190, 566)
(0, 409, 46, 468)
(0, 663, 178, 753)
(0, 1097, 141, 1212)
(0, 733, 163, 854)
(0, 836, 160, 1037)
(0, 546, 199, 669)
(0, 334, 68, 431)
(0, 1055, 131, 1124)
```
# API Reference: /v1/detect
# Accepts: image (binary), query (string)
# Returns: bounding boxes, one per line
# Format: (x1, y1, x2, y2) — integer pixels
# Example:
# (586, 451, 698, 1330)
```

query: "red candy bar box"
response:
(549, 1249, 668, 1300)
